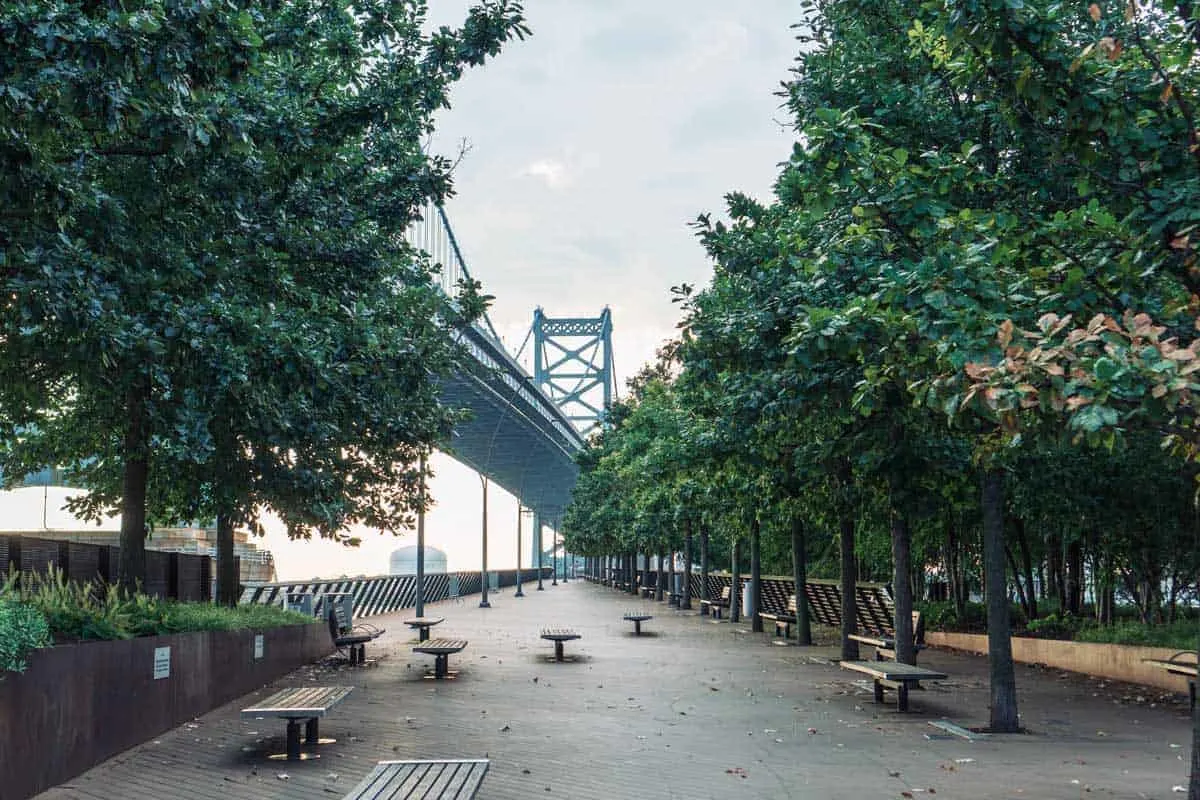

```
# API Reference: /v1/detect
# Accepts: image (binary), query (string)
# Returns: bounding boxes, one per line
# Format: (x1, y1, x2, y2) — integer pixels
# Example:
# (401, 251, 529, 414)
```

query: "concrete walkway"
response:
(37, 580, 1192, 799)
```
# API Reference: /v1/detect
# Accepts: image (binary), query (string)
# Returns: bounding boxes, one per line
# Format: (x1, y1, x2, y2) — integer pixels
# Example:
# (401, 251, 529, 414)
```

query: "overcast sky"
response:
(263, 1, 804, 580)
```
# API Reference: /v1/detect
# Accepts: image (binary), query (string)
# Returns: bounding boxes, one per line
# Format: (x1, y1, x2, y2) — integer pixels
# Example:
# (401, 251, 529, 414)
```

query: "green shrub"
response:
(0, 599, 51, 673)
(7, 566, 312, 643)
(1024, 612, 1087, 640)
(917, 600, 987, 632)
(1076, 619, 1199, 650)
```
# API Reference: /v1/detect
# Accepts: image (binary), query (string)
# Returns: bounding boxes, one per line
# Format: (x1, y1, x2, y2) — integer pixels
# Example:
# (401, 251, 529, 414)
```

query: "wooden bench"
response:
(839, 661, 946, 712)
(328, 603, 384, 665)
(699, 586, 731, 619)
(404, 616, 445, 642)
(848, 611, 925, 663)
(623, 612, 653, 635)
(343, 759, 490, 799)
(1144, 651, 1198, 710)
(241, 685, 353, 761)
(413, 638, 468, 679)
(760, 594, 798, 638)
(541, 628, 581, 661)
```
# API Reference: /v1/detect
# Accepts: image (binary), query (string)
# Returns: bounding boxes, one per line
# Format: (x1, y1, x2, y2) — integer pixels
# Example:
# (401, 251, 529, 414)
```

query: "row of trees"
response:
(0, 1, 529, 601)
(563, 1, 1199, 781)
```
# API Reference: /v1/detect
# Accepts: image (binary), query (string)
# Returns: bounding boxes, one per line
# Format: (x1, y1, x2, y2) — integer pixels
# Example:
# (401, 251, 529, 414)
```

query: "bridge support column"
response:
(479, 475, 490, 609)
(515, 504, 525, 598)
(535, 512, 545, 590)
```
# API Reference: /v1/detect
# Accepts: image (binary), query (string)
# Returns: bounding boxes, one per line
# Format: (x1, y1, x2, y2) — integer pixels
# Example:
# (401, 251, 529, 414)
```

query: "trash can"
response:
(742, 583, 753, 617)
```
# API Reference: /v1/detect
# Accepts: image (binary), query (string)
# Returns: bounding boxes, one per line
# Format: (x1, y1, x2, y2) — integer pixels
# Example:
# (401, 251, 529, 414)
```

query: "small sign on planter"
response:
(153, 646, 171, 680)
(253, 634, 264, 660)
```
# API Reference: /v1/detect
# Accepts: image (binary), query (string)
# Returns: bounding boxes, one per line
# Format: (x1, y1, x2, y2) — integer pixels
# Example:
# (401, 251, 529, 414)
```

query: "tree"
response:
(0, 1, 529, 595)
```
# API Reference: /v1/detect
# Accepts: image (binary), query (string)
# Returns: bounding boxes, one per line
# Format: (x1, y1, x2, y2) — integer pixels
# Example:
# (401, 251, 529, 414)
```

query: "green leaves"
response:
(0, 2, 530, 571)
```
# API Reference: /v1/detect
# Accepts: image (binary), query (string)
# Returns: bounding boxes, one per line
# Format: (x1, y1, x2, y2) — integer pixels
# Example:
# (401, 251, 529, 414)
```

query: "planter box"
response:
(927, 631, 1190, 693)
(0, 622, 331, 800)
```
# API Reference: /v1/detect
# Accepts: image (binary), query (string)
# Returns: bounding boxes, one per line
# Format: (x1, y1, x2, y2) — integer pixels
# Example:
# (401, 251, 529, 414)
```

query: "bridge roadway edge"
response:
(33, 581, 1192, 800)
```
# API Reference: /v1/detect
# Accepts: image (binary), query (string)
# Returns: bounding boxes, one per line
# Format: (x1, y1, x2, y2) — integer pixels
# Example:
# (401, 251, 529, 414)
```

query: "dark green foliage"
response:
(0, 599, 51, 673)
(0, 1, 530, 594)
(3, 567, 309, 648)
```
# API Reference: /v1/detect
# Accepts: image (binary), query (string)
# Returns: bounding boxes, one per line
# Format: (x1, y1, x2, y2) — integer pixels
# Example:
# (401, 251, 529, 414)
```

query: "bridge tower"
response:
(532, 307, 615, 436)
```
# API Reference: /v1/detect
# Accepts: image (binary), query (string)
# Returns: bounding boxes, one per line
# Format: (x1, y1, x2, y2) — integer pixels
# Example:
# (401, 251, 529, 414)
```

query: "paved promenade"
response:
(37, 579, 1191, 800)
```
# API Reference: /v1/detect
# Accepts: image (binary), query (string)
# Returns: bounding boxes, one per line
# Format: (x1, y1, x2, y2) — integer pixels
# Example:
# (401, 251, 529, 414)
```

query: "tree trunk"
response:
(216, 510, 239, 606)
(1190, 636, 1200, 800)
(700, 526, 710, 605)
(643, 549, 652, 596)
(729, 538, 742, 623)
(982, 468, 1020, 732)
(668, 544, 677, 605)
(1066, 539, 1083, 615)
(1048, 529, 1067, 611)
(750, 514, 762, 632)
(1013, 517, 1038, 620)
(947, 520, 968, 620)
(117, 380, 151, 595)
(791, 514, 812, 645)
(656, 546, 665, 602)
(838, 459, 859, 660)
(839, 513, 860, 660)
(1006, 543, 1032, 620)
(891, 511, 915, 665)
(682, 519, 693, 609)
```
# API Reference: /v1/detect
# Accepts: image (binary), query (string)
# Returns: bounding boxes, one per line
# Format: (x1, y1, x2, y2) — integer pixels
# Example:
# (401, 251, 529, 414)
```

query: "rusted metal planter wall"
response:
(0, 622, 330, 800)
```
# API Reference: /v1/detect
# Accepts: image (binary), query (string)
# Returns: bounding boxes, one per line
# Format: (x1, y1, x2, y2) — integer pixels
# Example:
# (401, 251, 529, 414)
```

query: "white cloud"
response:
(520, 157, 572, 189)
(683, 19, 752, 72)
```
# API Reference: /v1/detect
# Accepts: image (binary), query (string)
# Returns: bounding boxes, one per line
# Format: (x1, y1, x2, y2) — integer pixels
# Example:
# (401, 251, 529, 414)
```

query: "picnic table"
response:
(240, 686, 353, 761)
(540, 628, 581, 661)
(405, 616, 445, 642)
(342, 759, 490, 799)
(413, 638, 468, 679)
(623, 611, 653, 635)
(839, 660, 946, 712)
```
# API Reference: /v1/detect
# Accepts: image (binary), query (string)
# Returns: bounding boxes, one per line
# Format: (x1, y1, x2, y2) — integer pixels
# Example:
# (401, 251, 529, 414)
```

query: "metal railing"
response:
(240, 567, 553, 619)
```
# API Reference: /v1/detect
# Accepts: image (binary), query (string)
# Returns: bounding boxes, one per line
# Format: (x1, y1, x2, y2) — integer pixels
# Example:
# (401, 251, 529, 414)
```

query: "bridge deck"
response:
(36, 582, 1190, 800)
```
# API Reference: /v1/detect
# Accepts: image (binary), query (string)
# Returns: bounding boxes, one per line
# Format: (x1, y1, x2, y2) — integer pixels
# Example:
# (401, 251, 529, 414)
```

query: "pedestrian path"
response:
(36, 580, 1192, 799)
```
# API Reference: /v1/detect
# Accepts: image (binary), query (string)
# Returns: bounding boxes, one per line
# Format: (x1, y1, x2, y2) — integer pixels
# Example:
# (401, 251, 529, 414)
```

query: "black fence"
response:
(583, 563, 894, 628)
(0, 534, 213, 601)
(240, 567, 553, 619)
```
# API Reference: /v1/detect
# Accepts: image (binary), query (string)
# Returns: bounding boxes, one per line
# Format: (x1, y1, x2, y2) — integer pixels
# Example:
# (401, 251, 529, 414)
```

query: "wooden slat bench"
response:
(848, 611, 926, 662)
(328, 604, 384, 665)
(241, 685, 353, 761)
(413, 639, 468, 679)
(839, 661, 946, 712)
(541, 628, 581, 661)
(405, 616, 445, 642)
(759, 594, 798, 638)
(343, 759, 490, 799)
(1144, 651, 1197, 710)
(623, 612, 653, 635)
(699, 586, 731, 619)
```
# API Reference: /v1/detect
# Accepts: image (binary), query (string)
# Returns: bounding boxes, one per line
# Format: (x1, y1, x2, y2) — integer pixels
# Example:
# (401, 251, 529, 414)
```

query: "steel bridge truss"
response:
(532, 307, 614, 436)
(405, 205, 586, 521)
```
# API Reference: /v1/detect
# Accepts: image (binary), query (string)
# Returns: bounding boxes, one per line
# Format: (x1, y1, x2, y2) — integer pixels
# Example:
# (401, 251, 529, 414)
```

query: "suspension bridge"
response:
(407, 204, 616, 532)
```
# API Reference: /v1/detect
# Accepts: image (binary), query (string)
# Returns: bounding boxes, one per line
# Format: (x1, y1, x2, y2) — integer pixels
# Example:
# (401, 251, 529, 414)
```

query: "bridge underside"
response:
(438, 371, 579, 523)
